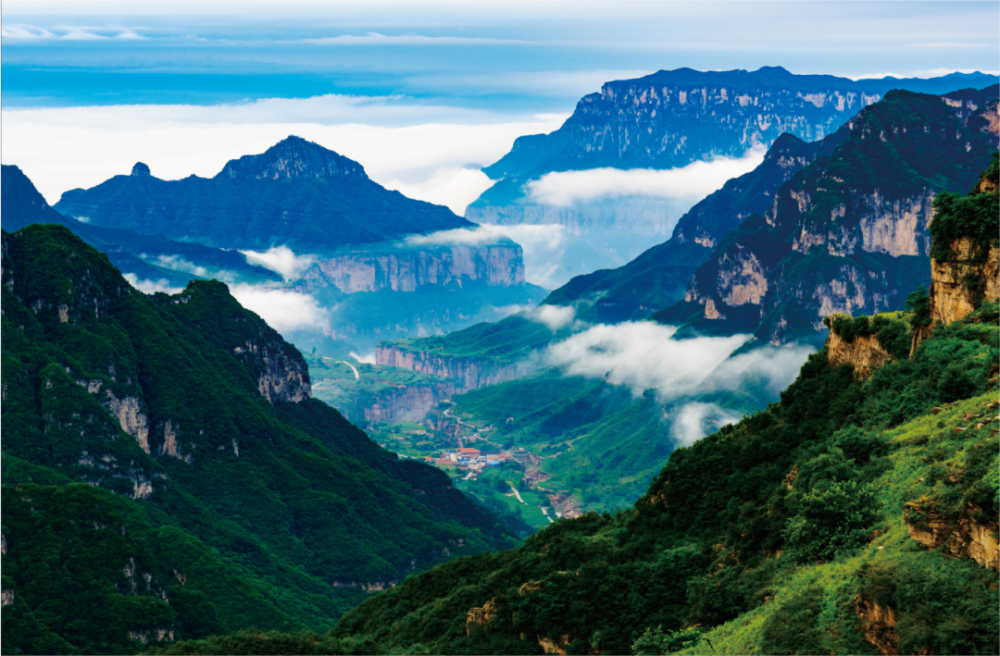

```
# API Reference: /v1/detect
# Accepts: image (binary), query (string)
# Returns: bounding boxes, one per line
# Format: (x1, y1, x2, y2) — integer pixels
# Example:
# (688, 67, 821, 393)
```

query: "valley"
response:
(3, 14, 998, 650)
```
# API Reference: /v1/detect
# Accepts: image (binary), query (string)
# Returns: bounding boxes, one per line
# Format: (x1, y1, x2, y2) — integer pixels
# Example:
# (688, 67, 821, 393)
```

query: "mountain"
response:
(54, 136, 473, 252)
(11, 145, 545, 356)
(541, 126, 852, 324)
(477, 68, 997, 183)
(156, 159, 1000, 656)
(465, 68, 996, 284)
(2, 164, 282, 288)
(0, 223, 517, 654)
(656, 90, 997, 344)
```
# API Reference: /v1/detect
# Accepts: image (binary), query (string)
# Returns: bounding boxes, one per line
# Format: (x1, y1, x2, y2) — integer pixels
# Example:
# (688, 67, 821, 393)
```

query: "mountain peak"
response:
(131, 162, 151, 177)
(216, 136, 367, 181)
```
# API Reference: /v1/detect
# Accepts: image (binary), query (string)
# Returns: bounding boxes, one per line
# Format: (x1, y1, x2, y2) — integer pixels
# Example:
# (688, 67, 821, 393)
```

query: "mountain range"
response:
(9, 138, 547, 356)
(465, 67, 998, 284)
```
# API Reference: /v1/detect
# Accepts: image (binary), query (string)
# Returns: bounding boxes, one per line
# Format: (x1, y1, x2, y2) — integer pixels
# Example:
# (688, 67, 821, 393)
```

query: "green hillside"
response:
(0, 224, 516, 654)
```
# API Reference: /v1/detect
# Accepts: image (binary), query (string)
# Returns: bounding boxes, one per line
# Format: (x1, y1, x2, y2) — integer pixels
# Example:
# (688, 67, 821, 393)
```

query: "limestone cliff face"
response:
(360, 383, 457, 425)
(825, 321, 893, 379)
(929, 238, 1000, 326)
(855, 597, 901, 655)
(376, 345, 533, 392)
(303, 243, 525, 294)
(926, 155, 1000, 328)
(904, 502, 1000, 570)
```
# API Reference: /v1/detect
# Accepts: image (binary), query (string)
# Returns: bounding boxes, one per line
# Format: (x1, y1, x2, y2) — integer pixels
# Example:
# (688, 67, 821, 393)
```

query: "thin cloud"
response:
(229, 284, 327, 333)
(526, 146, 767, 207)
(296, 32, 532, 46)
(148, 254, 208, 278)
(241, 246, 316, 281)
(2, 24, 146, 40)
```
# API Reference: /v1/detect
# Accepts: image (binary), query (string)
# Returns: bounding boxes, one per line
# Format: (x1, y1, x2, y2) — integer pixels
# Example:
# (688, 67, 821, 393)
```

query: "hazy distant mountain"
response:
(55, 136, 474, 252)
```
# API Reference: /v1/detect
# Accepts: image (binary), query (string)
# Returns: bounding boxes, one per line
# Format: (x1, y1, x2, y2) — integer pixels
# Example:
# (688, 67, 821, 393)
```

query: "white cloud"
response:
(229, 284, 327, 332)
(241, 246, 315, 281)
(526, 145, 767, 207)
(349, 350, 376, 364)
(703, 344, 814, 397)
(545, 322, 749, 397)
(123, 273, 184, 295)
(384, 166, 494, 216)
(528, 304, 575, 330)
(671, 402, 742, 447)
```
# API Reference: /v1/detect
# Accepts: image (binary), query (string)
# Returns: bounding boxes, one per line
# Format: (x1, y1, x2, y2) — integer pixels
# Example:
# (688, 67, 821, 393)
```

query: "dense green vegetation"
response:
(1, 224, 516, 654)
(930, 151, 1000, 262)
(54, 136, 472, 252)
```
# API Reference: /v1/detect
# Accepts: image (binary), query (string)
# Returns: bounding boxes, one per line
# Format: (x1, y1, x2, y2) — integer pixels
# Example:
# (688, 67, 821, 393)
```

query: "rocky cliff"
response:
(302, 242, 525, 294)
(540, 128, 851, 324)
(824, 319, 894, 379)
(655, 89, 997, 344)
(360, 383, 457, 425)
(927, 157, 1000, 327)
(376, 344, 533, 392)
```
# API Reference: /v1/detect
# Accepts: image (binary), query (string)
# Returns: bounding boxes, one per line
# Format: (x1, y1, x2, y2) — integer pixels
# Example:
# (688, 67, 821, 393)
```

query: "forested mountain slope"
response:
(159, 158, 998, 655)
(0, 225, 516, 654)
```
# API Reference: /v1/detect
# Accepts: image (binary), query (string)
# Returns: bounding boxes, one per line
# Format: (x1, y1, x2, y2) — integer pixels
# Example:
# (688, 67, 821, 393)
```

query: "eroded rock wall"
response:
(304, 244, 525, 293)
(376, 346, 533, 392)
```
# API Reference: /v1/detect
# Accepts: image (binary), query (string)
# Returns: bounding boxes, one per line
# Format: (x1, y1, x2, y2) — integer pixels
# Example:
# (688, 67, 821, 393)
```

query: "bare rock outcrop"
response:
(929, 237, 1000, 326)
(855, 597, 901, 655)
(376, 346, 533, 393)
(904, 502, 1000, 570)
(825, 321, 893, 379)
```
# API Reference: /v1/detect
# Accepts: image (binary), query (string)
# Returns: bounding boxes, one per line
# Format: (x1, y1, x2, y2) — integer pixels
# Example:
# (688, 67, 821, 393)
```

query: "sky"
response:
(2, 1, 998, 214)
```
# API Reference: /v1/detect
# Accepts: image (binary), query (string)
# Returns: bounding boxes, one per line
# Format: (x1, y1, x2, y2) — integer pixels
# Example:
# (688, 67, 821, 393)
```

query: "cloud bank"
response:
(526, 145, 767, 207)
(545, 322, 750, 397)
(529, 304, 575, 330)
(241, 246, 316, 281)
